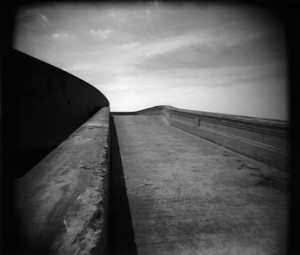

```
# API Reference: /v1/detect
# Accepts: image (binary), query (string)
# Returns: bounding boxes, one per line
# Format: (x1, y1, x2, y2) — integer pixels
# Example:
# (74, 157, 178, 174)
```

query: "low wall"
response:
(114, 106, 289, 171)
(166, 106, 289, 171)
(14, 107, 110, 255)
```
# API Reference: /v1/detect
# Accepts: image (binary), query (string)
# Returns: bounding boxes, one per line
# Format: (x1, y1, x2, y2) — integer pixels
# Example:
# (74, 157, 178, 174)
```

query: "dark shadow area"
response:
(7, 147, 57, 179)
(111, 112, 137, 116)
(1, 164, 53, 255)
(109, 116, 138, 255)
(1, 146, 56, 254)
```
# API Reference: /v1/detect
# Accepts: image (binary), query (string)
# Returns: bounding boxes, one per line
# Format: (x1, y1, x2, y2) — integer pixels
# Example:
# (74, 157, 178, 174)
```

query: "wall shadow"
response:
(109, 116, 138, 255)
(7, 147, 56, 179)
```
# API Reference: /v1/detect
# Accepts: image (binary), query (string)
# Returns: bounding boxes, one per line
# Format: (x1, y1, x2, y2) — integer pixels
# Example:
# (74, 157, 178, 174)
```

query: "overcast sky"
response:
(13, 2, 288, 120)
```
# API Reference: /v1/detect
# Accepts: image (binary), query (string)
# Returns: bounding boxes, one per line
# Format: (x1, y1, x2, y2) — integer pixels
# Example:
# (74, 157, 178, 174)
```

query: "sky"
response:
(13, 2, 288, 120)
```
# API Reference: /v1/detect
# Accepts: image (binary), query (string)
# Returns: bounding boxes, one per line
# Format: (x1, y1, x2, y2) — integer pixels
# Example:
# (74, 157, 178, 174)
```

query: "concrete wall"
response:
(2, 49, 109, 177)
(2, 49, 111, 254)
(3, 49, 109, 151)
(115, 106, 289, 171)
(14, 107, 110, 255)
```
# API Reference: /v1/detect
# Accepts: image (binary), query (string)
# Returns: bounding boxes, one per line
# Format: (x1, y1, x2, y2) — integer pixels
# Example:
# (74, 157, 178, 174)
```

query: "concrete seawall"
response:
(14, 107, 110, 255)
(3, 49, 109, 177)
(114, 105, 289, 171)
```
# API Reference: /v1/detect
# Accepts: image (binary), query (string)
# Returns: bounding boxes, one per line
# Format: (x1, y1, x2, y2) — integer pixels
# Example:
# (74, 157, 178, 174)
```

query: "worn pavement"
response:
(110, 115, 288, 255)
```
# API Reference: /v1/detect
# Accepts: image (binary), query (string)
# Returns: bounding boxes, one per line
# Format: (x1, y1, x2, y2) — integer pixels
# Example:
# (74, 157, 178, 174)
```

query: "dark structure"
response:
(1, 49, 109, 254)
(3, 49, 109, 178)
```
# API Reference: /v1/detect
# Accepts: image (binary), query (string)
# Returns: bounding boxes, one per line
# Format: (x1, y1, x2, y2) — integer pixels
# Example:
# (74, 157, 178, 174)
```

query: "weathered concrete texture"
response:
(14, 107, 110, 255)
(113, 115, 288, 255)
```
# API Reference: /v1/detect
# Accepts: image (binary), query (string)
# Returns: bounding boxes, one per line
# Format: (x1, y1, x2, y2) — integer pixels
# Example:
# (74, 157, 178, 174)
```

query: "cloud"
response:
(126, 28, 267, 65)
(90, 29, 112, 39)
(129, 27, 284, 72)
(119, 42, 140, 49)
(108, 12, 116, 18)
(39, 13, 49, 22)
(52, 32, 71, 39)
(13, 3, 288, 119)
(134, 33, 206, 58)
(66, 62, 99, 72)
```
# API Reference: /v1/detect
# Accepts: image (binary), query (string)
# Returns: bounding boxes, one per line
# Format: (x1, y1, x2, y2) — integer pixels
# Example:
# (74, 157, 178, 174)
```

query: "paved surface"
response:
(110, 115, 288, 255)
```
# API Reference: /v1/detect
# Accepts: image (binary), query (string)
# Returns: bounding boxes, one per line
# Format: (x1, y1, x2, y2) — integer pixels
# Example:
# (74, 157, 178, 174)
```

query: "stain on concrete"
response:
(252, 173, 287, 192)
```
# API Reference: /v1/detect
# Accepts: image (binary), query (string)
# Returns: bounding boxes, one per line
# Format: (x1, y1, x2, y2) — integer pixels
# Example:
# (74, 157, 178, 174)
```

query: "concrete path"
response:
(110, 115, 288, 255)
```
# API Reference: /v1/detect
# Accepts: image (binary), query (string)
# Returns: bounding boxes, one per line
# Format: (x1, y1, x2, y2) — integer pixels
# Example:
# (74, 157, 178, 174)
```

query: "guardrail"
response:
(14, 107, 110, 254)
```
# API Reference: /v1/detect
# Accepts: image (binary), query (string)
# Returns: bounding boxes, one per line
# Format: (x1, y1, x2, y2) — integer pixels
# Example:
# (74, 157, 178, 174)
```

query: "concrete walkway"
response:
(110, 115, 288, 255)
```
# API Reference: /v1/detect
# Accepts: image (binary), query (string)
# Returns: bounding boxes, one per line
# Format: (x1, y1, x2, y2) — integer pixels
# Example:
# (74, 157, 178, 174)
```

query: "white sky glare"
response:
(13, 2, 288, 120)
